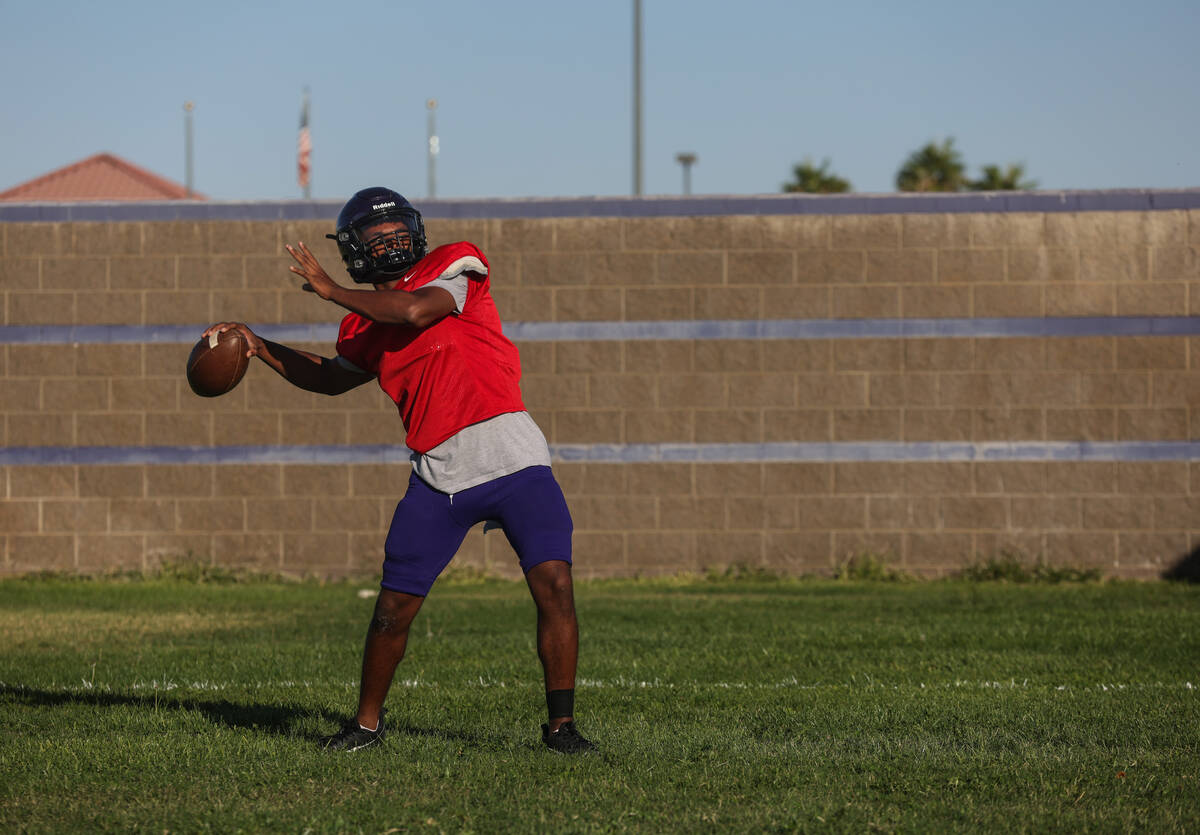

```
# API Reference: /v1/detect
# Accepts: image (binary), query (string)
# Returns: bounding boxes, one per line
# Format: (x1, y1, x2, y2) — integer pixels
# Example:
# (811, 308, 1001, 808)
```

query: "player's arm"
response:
(286, 241, 455, 329)
(201, 322, 371, 396)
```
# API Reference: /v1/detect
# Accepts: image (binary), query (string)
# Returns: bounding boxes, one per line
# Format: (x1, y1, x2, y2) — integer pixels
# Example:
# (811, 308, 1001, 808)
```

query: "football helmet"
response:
(326, 187, 428, 283)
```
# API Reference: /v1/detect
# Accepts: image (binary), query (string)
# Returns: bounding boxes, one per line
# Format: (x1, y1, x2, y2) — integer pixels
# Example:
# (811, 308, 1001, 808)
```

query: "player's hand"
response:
(287, 241, 340, 300)
(201, 322, 266, 359)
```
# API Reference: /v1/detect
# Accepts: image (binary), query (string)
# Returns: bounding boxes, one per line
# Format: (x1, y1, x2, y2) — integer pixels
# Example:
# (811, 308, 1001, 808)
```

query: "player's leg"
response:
(355, 588, 426, 731)
(524, 558, 579, 727)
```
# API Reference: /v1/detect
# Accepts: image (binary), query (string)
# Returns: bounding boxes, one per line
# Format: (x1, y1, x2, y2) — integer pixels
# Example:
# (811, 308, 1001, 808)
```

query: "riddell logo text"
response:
(372, 202, 396, 210)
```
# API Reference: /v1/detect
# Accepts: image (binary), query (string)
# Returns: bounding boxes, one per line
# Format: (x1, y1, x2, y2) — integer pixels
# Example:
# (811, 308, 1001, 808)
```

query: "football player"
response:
(203, 187, 593, 754)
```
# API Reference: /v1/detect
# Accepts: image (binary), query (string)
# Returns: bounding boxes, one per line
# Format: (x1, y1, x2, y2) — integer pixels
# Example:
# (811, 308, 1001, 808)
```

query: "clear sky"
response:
(2, 0, 1198, 202)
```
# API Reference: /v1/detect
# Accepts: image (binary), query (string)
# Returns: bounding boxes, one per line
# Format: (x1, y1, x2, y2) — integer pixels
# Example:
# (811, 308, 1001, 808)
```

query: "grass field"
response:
(1, 571, 1198, 833)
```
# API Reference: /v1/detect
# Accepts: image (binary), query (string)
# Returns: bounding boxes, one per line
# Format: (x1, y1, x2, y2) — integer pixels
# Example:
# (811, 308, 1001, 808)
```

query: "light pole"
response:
(183, 101, 194, 198)
(632, 0, 643, 195)
(426, 98, 439, 199)
(675, 152, 697, 195)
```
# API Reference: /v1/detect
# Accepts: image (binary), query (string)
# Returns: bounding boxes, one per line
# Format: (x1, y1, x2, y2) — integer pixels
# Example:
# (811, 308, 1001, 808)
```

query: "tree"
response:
(969, 163, 1037, 191)
(782, 158, 851, 194)
(895, 138, 967, 192)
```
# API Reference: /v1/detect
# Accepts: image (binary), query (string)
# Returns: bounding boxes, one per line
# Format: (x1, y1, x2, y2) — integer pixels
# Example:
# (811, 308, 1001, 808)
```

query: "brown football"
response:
(186, 328, 251, 397)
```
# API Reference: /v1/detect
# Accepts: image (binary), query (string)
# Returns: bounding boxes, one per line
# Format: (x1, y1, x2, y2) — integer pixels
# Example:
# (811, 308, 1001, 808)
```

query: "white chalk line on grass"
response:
(1, 678, 1195, 695)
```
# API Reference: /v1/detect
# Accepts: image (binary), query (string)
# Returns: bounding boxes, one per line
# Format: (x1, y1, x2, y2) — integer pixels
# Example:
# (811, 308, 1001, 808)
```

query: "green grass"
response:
(1, 573, 1197, 833)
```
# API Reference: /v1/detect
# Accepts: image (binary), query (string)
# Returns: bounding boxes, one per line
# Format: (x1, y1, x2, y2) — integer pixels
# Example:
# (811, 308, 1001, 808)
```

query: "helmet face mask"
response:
(326, 187, 428, 284)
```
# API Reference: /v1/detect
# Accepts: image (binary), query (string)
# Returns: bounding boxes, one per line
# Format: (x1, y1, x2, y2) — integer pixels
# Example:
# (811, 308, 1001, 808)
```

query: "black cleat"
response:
(323, 710, 386, 752)
(541, 720, 596, 754)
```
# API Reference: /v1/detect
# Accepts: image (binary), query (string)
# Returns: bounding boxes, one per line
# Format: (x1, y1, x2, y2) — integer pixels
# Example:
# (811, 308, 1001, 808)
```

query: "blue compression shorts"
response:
(381, 465, 573, 596)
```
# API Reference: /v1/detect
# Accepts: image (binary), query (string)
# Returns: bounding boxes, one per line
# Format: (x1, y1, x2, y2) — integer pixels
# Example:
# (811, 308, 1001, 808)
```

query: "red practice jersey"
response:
(336, 242, 526, 453)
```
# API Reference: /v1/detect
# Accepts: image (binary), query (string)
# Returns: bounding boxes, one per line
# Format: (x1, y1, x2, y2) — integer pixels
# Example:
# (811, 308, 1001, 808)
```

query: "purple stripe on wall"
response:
(2, 189, 1199, 223)
(4, 441, 1200, 468)
(3, 317, 1199, 346)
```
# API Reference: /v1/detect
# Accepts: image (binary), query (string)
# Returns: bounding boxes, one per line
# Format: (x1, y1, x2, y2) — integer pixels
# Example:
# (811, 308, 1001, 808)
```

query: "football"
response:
(186, 328, 251, 397)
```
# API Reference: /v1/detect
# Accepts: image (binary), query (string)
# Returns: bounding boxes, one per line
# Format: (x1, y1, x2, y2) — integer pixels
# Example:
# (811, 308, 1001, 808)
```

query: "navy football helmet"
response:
(326, 187, 428, 283)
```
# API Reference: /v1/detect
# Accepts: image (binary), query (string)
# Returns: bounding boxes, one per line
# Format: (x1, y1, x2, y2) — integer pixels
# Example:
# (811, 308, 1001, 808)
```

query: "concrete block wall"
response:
(2, 192, 1200, 580)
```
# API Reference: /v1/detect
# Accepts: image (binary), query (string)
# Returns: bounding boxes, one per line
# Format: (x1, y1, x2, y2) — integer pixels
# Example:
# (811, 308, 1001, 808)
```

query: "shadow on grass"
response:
(1163, 546, 1200, 583)
(0, 685, 506, 748)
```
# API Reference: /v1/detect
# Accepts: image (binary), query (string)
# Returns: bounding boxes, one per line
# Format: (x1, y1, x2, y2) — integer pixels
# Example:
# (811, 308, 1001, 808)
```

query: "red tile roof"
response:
(0, 153, 205, 202)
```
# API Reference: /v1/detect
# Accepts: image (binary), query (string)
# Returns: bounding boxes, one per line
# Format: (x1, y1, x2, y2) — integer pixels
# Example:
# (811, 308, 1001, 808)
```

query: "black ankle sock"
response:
(547, 688, 574, 720)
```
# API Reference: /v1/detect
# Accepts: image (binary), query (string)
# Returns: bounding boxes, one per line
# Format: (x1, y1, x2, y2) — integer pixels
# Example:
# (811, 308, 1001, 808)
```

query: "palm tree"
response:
(895, 138, 967, 192)
(782, 158, 851, 194)
(969, 163, 1037, 191)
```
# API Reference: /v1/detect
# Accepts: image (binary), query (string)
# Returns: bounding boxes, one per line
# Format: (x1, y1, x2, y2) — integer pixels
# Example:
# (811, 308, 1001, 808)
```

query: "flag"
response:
(297, 89, 312, 194)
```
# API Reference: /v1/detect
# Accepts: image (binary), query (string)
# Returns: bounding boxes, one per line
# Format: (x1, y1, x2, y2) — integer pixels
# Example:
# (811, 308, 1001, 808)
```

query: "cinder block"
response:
(974, 339, 1045, 371)
(904, 462, 972, 495)
(551, 217, 623, 252)
(178, 255, 244, 289)
(1152, 246, 1199, 281)
(504, 288, 555, 321)
(1116, 211, 1188, 247)
(867, 496, 939, 530)
(1079, 372, 1149, 406)
(1152, 495, 1200, 529)
(41, 378, 108, 413)
(976, 533, 1047, 562)
(587, 373, 656, 408)
(213, 532, 282, 568)
(622, 216, 733, 252)
(761, 340, 830, 372)
(1083, 496, 1153, 530)
(0, 379, 41, 410)
(42, 499, 108, 532)
(75, 414, 141, 446)
(9, 291, 76, 325)
(108, 378, 177, 414)
(146, 465, 214, 498)
(900, 285, 971, 317)
(0, 500, 40, 532)
(0, 257, 40, 290)
(971, 407, 1044, 441)
(1008, 247, 1078, 282)
(941, 496, 1007, 530)
(833, 531, 903, 561)
(832, 408, 901, 441)
(695, 340, 762, 372)
(554, 341, 621, 374)
(216, 464, 282, 497)
(833, 340, 903, 372)
(1009, 496, 1080, 530)
(1116, 532, 1187, 572)
(486, 218, 554, 253)
(695, 531, 764, 570)
(870, 373, 938, 407)
(211, 290, 281, 325)
(1045, 462, 1116, 494)
(144, 291, 212, 325)
(762, 531, 831, 574)
(728, 251, 794, 285)
(728, 373, 796, 407)
(973, 283, 1044, 317)
(145, 412, 210, 446)
(245, 497, 313, 532)
(1045, 408, 1116, 441)
(587, 252, 654, 286)
(283, 465, 350, 497)
(796, 250, 865, 284)
(1116, 282, 1186, 315)
(657, 495, 725, 529)
(108, 498, 175, 533)
(208, 221, 279, 256)
(75, 291, 145, 326)
(554, 409, 622, 443)
(1115, 337, 1187, 370)
(10, 466, 76, 498)
(570, 532, 626, 573)
(694, 409, 763, 443)
(694, 286, 763, 320)
(656, 251, 723, 286)
(904, 532, 975, 574)
(1045, 213, 1119, 249)
(77, 535, 145, 572)
(832, 285, 900, 319)
(1045, 283, 1115, 316)
(7, 224, 69, 257)
(758, 214, 829, 249)
(969, 213, 1045, 248)
(902, 408, 972, 441)
(7, 413, 73, 446)
(281, 412, 347, 445)
(692, 462, 759, 496)
(575, 495, 657, 531)
(522, 373, 588, 409)
(1117, 407, 1188, 441)
(315, 497, 383, 532)
(143, 222, 209, 256)
(78, 466, 143, 498)
(1149, 371, 1200, 406)
(349, 464, 409, 498)
(905, 339, 974, 371)
(521, 253, 587, 287)
(41, 257, 108, 290)
(554, 287, 623, 321)
(831, 215, 901, 250)
(144, 533, 212, 565)
(833, 462, 905, 495)
(974, 462, 1045, 495)
(867, 249, 935, 284)
(762, 408, 831, 442)
(1079, 248, 1148, 283)
(764, 462, 831, 494)
(795, 496, 866, 530)
(623, 287, 693, 320)
(760, 286, 830, 319)
(9, 534, 75, 573)
(938, 249, 1005, 283)
(1043, 531, 1115, 568)
(281, 532, 352, 574)
(901, 214, 970, 248)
